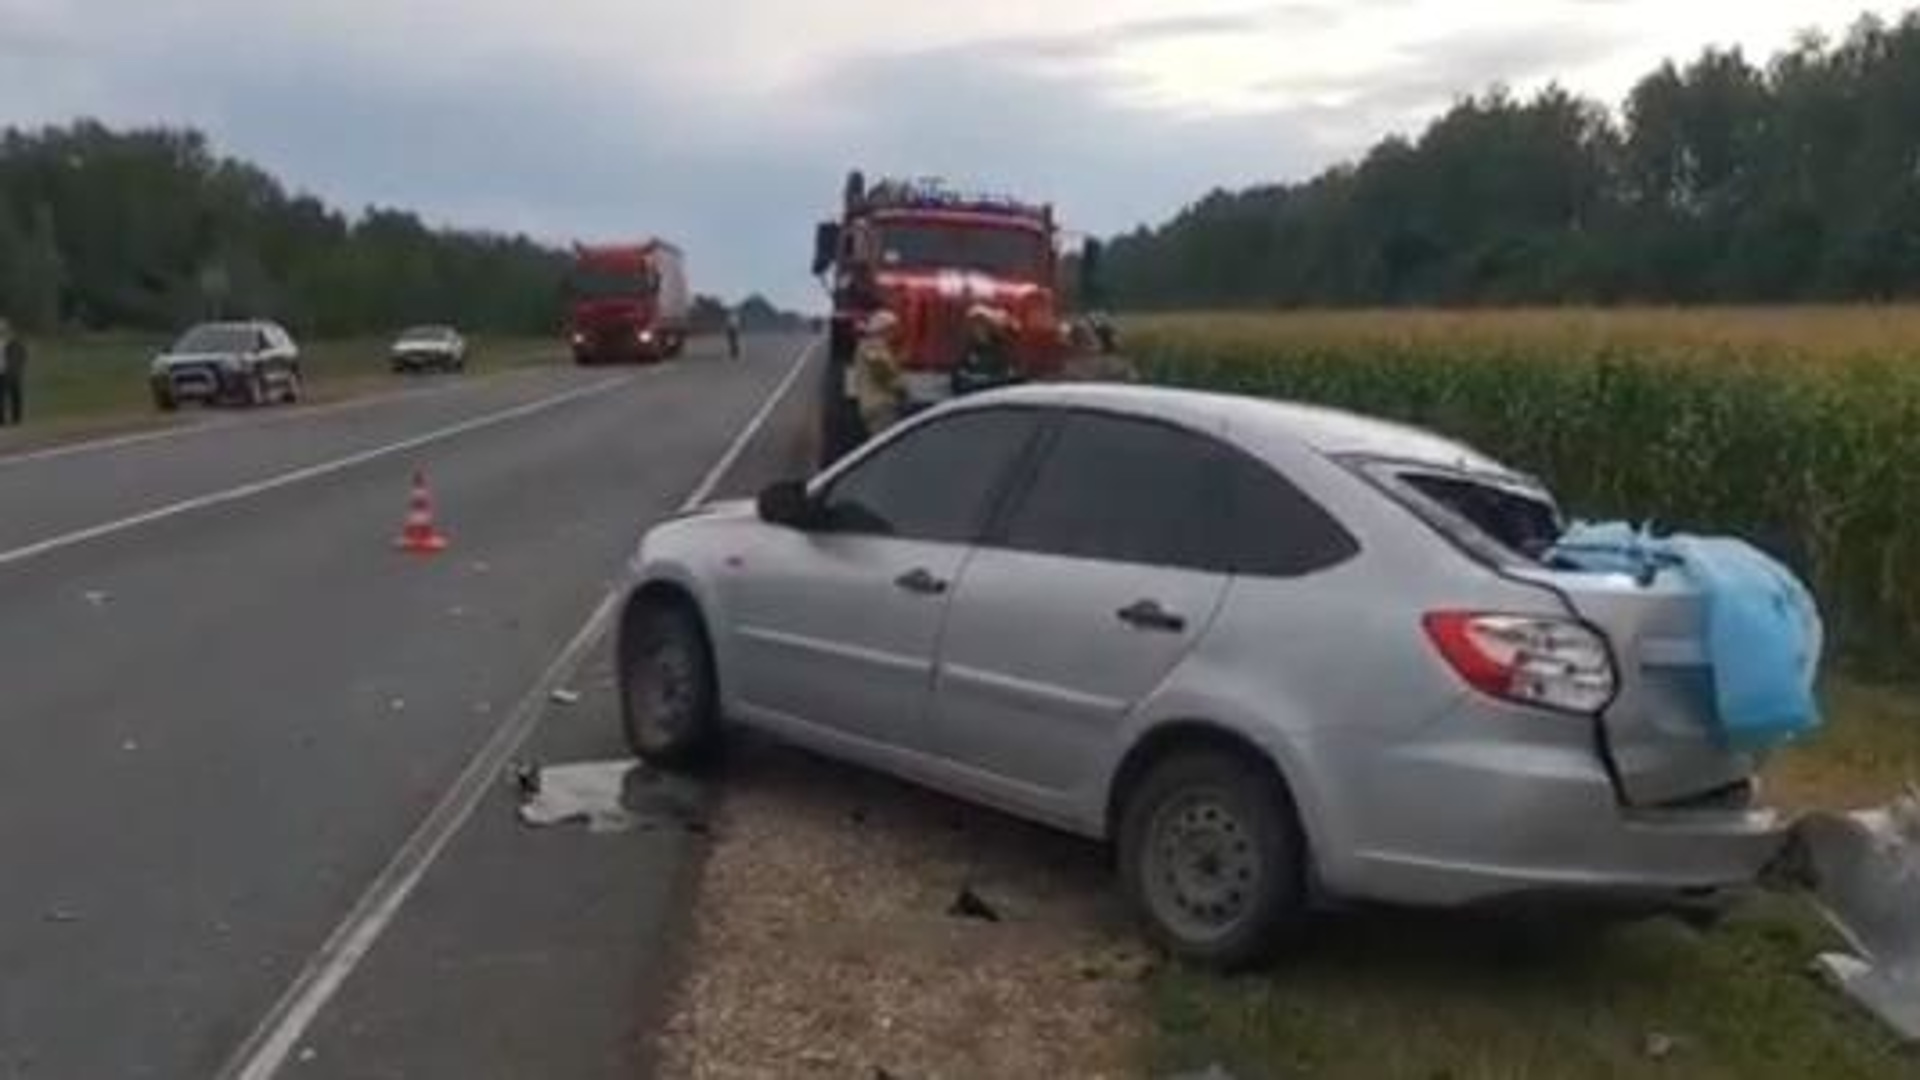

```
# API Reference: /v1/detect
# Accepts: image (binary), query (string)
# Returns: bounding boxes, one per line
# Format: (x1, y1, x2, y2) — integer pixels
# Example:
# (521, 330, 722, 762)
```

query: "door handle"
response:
(894, 568, 949, 596)
(1117, 599, 1186, 633)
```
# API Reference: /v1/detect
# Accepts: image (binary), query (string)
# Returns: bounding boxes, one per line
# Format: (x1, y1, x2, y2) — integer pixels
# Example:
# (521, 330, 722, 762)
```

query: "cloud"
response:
(0, 0, 1909, 308)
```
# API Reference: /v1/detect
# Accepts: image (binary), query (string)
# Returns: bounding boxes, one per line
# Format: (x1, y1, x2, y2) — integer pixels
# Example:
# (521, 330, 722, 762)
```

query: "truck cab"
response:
(567, 241, 689, 364)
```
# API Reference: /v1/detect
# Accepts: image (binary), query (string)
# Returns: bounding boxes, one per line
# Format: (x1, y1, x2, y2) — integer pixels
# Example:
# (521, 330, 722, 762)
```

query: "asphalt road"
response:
(0, 334, 819, 1080)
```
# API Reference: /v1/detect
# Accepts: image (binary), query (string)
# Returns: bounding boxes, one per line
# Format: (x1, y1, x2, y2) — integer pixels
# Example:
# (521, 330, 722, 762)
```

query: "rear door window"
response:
(995, 413, 1229, 571)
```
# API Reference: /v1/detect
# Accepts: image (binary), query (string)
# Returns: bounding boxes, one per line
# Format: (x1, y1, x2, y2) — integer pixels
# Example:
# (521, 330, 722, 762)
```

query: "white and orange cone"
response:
(394, 470, 450, 554)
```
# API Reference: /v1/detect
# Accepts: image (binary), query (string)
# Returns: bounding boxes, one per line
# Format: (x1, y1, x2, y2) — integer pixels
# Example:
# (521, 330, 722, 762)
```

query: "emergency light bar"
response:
(861, 177, 1049, 221)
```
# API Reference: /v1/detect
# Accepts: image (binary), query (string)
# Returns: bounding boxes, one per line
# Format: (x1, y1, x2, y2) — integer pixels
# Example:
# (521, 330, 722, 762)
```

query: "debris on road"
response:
(513, 759, 704, 836)
(509, 761, 541, 797)
(387, 697, 406, 712)
(81, 589, 112, 608)
(947, 885, 1002, 923)
(120, 739, 138, 752)
(1788, 788, 1920, 1041)
(296, 1045, 317, 1064)
(515, 760, 640, 833)
(43, 907, 80, 924)
(548, 688, 582, 706)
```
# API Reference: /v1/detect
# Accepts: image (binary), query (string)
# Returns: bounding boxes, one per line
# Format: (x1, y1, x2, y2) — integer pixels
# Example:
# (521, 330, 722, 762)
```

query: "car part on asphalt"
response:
(514, 759, 708, 836)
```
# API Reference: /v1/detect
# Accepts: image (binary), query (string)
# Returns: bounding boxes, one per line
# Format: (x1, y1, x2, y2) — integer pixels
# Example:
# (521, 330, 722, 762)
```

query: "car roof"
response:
(955, 383, 1510, 473)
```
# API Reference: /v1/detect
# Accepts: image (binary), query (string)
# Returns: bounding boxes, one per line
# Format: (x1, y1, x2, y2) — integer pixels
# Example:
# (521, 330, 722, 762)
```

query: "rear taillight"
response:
(1423, 612, 1616, 715)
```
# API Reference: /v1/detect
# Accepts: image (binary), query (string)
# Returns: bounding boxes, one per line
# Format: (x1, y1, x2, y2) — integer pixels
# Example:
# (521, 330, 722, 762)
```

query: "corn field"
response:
(1129, 309, 1920, 671)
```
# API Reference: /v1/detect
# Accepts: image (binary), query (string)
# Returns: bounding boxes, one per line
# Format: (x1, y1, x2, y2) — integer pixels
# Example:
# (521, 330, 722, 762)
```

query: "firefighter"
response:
(951, 305, 1018, 397)
(852, 310, 905, 437)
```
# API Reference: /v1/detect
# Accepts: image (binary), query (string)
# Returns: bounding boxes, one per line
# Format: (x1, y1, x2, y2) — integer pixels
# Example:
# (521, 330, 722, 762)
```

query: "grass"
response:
(1127, 307, 1920, 1078)
(8, 332, 560, 442)
(1147, 684, 1920, 1080)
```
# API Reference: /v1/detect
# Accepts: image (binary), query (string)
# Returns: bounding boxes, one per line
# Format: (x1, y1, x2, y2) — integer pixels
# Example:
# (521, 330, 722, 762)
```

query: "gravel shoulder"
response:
(657, 738, 1151, 1079)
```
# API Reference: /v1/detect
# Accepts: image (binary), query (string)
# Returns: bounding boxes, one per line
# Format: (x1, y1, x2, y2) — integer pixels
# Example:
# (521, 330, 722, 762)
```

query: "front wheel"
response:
(618, 600, 720, 768)
(1117, 748, 1308, 970)
(244, 371, 268, 408)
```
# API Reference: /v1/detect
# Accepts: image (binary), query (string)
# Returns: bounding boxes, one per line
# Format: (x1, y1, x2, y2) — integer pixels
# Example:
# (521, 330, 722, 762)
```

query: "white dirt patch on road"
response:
(657, 739, 1152, 1079)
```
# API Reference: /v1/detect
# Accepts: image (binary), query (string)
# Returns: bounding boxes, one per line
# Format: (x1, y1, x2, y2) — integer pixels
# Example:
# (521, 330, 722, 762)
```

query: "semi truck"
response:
(567, 240, 690, 364)
(810, 172, 1111, 464)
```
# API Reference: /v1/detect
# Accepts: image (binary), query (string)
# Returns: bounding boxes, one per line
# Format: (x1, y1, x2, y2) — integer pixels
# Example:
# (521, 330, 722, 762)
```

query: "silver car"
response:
(391, 325, 467, 374)
(617, 383, 1785, 966)
(150, 320, 302, 411)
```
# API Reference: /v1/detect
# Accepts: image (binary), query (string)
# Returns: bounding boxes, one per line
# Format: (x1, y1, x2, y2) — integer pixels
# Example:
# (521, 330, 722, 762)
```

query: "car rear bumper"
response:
(1318, 720, 1787, 907)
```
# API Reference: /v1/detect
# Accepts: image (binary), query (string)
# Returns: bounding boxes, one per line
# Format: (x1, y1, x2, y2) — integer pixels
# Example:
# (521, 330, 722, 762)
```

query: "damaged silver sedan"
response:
(615, 384, 1800, 968)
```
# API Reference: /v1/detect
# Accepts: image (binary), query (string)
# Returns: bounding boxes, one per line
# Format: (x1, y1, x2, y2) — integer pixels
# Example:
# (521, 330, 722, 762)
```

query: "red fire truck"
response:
(566, 240, 690, 365)
(811, 172, 1107, 463)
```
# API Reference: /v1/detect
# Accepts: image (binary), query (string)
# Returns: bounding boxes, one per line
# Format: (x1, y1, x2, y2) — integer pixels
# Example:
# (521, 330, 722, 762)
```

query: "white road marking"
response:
(0, 358, 564, 471)
(214, 337, 820, 1080)
(0, 375, 628, 570)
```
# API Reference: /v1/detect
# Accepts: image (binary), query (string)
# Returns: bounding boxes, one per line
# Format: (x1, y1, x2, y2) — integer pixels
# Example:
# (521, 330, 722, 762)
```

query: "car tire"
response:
(619, 598, 720, 768)
(245, 371, 268, 407)
(1117, 746, 1308, 970)
(282, 369, 304, 404)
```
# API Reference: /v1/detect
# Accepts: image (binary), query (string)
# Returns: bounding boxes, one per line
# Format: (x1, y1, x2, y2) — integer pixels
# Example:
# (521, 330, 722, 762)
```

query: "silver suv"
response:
(616, 383, 1784, 966)
(150, 321, 302, 411)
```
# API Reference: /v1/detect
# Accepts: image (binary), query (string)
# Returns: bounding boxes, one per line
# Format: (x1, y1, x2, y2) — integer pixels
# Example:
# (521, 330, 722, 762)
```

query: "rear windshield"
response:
(1352, 458, 1563, 566)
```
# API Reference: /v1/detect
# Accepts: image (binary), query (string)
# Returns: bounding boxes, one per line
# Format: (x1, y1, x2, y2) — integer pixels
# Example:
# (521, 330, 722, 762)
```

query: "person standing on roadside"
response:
(725, 308, 742, 360)
(851, 310, 904, 438)
(0, 318, 24, 426)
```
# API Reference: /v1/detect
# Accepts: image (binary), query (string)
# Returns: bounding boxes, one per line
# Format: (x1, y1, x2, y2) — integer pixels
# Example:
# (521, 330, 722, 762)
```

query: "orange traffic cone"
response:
(395, 470, 450, 554)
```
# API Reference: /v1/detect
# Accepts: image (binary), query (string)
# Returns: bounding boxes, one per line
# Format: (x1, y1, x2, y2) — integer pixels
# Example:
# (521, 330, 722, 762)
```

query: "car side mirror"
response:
(811, 222, 841, 276)
(757, 480, 818, 530)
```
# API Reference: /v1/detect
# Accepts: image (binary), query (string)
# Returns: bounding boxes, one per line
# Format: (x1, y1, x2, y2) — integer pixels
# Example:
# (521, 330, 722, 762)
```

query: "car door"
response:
(927, 412, 1238, 799)
(723, 407, 1045, 750)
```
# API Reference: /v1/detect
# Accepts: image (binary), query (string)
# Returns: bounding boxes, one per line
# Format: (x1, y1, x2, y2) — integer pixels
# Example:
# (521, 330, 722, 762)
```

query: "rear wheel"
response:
(619, 599, 720, 768)
(1117, 747, 1308, 970)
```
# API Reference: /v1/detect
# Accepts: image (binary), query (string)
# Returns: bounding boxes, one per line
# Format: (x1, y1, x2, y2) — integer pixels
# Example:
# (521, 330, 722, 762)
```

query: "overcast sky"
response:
(0, 1, 1909, 306)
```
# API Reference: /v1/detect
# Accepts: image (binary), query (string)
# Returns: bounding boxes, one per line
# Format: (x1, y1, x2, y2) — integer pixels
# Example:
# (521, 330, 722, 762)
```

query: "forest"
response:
(1103, 12, 1920, 309)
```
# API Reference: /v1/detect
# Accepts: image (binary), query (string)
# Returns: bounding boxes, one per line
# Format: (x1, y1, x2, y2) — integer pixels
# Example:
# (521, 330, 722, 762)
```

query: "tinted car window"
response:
(999, 413, 1228, 571)
(821, 409, 1039, 543)
(1224, 453, 1360, 576)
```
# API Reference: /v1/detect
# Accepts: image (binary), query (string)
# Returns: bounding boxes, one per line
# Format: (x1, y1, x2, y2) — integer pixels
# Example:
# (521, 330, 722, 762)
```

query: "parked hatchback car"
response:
(151, 320, 302, 411)
(390, 325, 467, 374)
(616, 384, 1785, 966)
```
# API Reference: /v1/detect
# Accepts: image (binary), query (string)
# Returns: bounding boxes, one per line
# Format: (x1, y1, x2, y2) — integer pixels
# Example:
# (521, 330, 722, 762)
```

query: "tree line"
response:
(0, 121, 798, 338)
(1102, 11, 1920, 309)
